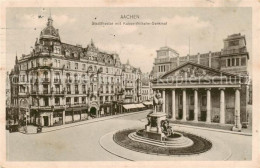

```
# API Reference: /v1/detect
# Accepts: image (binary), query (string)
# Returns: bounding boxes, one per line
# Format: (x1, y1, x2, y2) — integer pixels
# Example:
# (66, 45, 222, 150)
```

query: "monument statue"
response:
(153, 90, 164, 113)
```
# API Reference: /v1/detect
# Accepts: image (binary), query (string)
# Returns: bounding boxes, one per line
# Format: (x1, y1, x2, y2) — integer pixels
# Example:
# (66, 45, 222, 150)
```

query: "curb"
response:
(20, 110, 151, 135)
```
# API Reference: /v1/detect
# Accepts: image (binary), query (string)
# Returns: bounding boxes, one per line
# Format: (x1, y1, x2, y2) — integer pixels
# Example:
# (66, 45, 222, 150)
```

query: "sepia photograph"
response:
(0, 2, 259, 168)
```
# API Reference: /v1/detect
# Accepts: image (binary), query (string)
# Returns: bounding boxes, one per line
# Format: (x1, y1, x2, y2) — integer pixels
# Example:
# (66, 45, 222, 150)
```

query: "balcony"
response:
(54, 79, 61, 83)
(54, 105, 65, 109)
(53, 91, 65, 95)
(67, 91, 71, 94)
(125, 84, 134, 88)
(42, 78, 50, 83)
(74, 80, 80, 83)
(83, 90, 87, 94)
(75, 90, 79, 94)
(125, 94, 133, 98)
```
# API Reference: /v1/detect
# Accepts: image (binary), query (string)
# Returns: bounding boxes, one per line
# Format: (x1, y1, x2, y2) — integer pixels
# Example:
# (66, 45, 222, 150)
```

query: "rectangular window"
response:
(75, 63, 78, 69)
(66, 97, 71, 105)
(55, 98, 60, 105)
(44, 97, 49, 106)
(57, 60, 60, 67)
(227, 59, 231, 67)
(236, 58, 240, 66)
(74, 97, 78, 104)
(82, 64, 86, 70)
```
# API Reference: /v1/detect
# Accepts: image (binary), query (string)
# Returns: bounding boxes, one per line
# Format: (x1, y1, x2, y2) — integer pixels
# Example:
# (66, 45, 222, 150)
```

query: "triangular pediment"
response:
(160, 62, 237, 80)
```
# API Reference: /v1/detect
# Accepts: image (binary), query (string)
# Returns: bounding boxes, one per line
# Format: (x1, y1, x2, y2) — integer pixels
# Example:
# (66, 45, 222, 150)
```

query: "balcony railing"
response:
(53, 90, 65, 95)
(83, 90, 87, 94)
(75, 90, 79, 94)
(67, 91, 71, 94)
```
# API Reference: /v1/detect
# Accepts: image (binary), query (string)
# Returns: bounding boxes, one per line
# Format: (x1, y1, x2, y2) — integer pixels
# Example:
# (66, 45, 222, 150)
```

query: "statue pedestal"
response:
(143, 112, 167, 141)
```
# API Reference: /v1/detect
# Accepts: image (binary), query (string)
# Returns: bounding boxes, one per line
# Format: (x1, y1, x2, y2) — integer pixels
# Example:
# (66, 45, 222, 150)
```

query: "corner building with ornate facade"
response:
(151, 33, 251, 130)
(9, 16, 143, 127)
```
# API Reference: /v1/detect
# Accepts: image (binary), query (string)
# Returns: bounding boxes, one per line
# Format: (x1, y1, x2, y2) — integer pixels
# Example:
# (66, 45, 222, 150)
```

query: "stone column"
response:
(162, 89, 166, 113)
(50, 113, 53, 126)
(206, 88, 211, 123)
(194, 88, 198, 122)
(182, 89, 187, 121)
(233, 88, 242, 131)
(62, 110, 65, 125)
(219, 88, 225, 124)
(171, 89, 176, 120)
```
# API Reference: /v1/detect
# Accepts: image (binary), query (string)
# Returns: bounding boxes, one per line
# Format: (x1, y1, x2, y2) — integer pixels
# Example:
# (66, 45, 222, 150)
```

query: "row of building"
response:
(6, 16, 153, 127)
(6, 14, 252, 131)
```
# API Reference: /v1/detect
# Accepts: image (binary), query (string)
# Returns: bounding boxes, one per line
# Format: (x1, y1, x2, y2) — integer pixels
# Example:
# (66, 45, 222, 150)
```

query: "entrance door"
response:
(189, 110, 194, 120)
(201, 111, 207, 121)
(90, 107, 97, 117)
(43, 116, 49, 126)
(178, 109, 183, 120)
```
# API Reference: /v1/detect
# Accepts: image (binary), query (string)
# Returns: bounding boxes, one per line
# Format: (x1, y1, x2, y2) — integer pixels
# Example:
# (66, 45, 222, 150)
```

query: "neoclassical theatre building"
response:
(151, 33, 251, 130)
(8, 16, 147, 127)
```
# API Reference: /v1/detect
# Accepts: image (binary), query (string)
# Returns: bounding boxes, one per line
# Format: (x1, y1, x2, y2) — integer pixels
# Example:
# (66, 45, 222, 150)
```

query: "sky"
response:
(6, 7, 252, 74)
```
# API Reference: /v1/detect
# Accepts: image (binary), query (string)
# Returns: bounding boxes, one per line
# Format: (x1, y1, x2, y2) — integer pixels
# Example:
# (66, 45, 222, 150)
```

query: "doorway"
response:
(178, 109, 183, 120)
(90, 107, 97, 117)
(43, 116, 49, 126)
(201, 110, 207, 121)
(189, 110, 194, 120)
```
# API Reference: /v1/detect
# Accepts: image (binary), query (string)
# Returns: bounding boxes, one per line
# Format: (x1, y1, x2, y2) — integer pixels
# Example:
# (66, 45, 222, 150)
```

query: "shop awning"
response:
(143, 101, 153, 106)
(135, 104, 145, 108)
(123, 104, 136, 109)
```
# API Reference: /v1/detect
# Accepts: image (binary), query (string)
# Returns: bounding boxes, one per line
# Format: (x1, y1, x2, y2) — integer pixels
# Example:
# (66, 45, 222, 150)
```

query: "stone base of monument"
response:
(129, 130, 193, 148)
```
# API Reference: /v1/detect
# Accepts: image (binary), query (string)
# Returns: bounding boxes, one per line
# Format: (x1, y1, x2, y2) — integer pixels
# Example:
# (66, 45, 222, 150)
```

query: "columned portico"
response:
(171, 89, 176, 120)
(219, 88, 225, 124)
(152, 62, 248, 131)
(193, 89, 198, 122)
(206, 89, 211, 123)
(182, 89, 187, 121)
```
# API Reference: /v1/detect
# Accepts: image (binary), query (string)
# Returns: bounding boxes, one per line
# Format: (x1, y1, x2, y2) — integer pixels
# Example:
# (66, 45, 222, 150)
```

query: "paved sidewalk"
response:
(22, 110, 152, 134)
